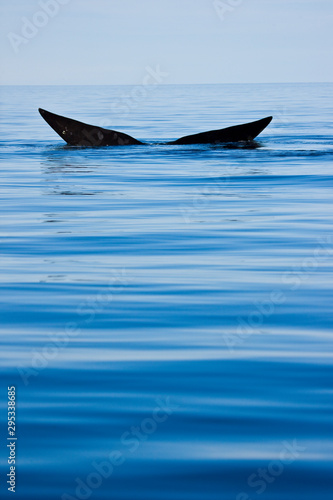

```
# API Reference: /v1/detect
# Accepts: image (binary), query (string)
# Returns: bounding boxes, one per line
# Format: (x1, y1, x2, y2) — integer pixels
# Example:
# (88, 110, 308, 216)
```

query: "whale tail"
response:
(39, 108, 273, 146)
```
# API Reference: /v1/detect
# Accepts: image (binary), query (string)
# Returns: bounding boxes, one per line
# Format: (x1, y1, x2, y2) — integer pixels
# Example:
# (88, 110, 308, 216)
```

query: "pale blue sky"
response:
(1, 0, 332, 85)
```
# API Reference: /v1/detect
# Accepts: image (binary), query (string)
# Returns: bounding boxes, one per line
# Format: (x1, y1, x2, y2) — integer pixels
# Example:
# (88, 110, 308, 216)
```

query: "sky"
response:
(1, 0, 332, 85)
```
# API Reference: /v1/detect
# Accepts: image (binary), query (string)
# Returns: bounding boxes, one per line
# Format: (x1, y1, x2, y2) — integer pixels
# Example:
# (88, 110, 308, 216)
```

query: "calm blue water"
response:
(0, 84, 332, 500)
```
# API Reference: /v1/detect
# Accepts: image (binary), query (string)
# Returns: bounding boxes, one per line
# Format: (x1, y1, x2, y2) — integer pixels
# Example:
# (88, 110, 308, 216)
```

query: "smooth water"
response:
(0, 84, 332, 500)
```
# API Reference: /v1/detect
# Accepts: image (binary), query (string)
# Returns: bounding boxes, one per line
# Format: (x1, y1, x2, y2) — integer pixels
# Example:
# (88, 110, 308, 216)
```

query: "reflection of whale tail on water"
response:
(38, 108, 273, 147)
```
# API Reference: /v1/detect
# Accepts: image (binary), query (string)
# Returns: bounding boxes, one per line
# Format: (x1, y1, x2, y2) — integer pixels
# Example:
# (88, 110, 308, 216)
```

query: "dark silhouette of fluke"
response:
(38, 108, 273, 147)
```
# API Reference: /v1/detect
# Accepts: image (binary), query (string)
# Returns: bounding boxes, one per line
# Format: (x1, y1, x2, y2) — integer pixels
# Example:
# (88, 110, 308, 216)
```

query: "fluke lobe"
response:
(38, 108, 273, 147)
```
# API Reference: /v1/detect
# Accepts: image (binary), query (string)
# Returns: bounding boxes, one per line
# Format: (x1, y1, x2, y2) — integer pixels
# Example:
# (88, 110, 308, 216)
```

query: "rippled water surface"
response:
(0, 84, 333, 499)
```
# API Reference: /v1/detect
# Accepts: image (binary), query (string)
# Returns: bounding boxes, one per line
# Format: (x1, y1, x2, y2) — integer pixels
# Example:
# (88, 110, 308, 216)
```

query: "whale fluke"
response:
(38, 108, 273, 146)
(167, 116, 273, 145)
(38, 108, 144, 146)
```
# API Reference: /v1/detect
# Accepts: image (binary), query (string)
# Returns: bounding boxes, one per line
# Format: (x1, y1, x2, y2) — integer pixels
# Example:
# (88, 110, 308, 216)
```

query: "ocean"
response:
(0, 83, 332, 499)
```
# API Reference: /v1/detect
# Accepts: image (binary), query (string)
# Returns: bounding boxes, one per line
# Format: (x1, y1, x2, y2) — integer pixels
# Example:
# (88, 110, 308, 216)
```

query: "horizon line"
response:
(1, 81, 332, 86)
